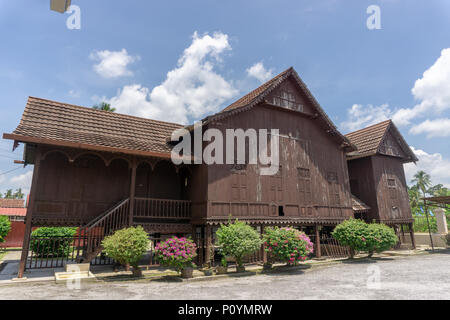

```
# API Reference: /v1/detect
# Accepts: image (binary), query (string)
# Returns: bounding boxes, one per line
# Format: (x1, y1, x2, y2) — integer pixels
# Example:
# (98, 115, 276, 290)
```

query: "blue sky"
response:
(1, 0, 450, 197)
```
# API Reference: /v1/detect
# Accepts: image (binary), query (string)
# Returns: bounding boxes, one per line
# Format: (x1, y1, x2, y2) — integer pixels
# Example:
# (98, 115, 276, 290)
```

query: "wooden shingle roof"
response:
(203, 67, 356, 152)
(351, 194, 370, 213)
(4, 97, 184, 158)
(345, 120, 391, 157)
(345, 120, 418, 162)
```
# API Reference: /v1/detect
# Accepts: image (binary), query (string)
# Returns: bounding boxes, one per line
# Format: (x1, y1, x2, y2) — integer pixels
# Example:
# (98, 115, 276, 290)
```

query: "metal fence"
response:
(26, 235, 113, 270)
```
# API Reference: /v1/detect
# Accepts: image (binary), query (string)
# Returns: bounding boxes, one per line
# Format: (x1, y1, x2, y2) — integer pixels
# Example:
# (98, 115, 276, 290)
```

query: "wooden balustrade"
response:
(133, 197, 192, 219)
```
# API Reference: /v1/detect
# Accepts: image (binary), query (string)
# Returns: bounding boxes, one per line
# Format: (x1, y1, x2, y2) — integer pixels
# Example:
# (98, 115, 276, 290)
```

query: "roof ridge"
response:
(27, 96, 184, 127)
(345, 119, 392, 136)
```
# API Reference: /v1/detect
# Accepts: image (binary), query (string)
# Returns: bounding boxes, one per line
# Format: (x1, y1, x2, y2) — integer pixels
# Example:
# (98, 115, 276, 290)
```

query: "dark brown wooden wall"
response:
(371, 155, 412, 221)
(348, 155, 412, 223)
(347, 157, 379, 221)
(33, 150, 130, 225)
(205, 91, 354, 221)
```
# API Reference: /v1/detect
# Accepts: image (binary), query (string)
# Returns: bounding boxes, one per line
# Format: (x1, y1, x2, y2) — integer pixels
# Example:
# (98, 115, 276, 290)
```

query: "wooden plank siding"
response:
(204, 78, 354, 224)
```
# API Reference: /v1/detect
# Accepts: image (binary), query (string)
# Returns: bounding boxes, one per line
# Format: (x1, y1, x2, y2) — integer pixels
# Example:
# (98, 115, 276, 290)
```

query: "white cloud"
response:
(404, 146, 450, 188)
(9, 170, 32, 193)
(90, 49, 138, 78)
(409, 118, 450, 138)
(340, 103, 393, 132)
(107, 32, 238, 124)
(0, 169, 33, 196)
(246, 62, 274, 83)
(393, 48, 450, 126)
(342, 48, 450, 130)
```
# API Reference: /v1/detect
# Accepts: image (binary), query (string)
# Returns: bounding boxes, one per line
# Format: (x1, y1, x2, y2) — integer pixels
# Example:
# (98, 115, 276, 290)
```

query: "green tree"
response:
(411, 170, 432, 199)
(216, 219, 261, 268)
(93, 102, 116, 112)
(408, 185, 422, 216)
(0, 216, 11, 244)
(3, 189, 13, 199)
(365, 223, 398, 257)
(102, 226, 149, 276)
(13, 188, 24, 199)
(332, 219, 369, 258)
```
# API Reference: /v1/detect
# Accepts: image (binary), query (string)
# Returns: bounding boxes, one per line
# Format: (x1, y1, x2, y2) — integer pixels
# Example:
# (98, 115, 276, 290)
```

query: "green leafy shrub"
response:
(155, 236, 197, 273)
(102, 226, 149, 272)
(332, 219, 370, 258)
(365, 223, 398, 256)
(30, 227, 77, 257)
(263, 226, 314, 264)
(216, 219, 262, 267)
(0, 216, 11, 243)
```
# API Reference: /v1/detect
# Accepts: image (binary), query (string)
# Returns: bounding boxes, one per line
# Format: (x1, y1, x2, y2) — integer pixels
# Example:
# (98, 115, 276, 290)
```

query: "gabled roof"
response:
(0, 207, 27, 217)
(3, 97, 184, 158)
(0, 199, 25, 208)
(351, 194, 370, 213)
(345, 120, 418, 162)
(201, 67, 356, 151)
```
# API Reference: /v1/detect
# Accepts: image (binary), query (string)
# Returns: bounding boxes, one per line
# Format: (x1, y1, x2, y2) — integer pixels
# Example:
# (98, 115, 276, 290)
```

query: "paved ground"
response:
(0, 252, 448, 300)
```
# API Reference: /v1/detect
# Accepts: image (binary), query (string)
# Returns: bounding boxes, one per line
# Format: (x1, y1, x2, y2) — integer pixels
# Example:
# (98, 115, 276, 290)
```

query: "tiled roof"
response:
(345, 119, 417, 162)
(5, 97, 184, 157)
(351, 195, 370, 213)
(0, 199, 25, 208)
(222, 68, 292, 112)
(211, 67, 356, 151)
(0, 207, 27, 217)
(345, 120, 391, 158)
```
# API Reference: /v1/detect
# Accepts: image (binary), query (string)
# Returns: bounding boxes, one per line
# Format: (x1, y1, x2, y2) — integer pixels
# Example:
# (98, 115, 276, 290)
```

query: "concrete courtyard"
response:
(0, 251, 448, 300)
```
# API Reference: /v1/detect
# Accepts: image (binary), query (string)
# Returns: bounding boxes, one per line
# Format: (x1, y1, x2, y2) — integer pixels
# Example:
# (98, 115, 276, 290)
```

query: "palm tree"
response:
(411, 170, 434, 250)
(407, 185, 422, 215)
(411, 170, 431, 197)
(92, 102, 116, 112)
(13, 188, 24, 199)
(3, 189, 13, 199)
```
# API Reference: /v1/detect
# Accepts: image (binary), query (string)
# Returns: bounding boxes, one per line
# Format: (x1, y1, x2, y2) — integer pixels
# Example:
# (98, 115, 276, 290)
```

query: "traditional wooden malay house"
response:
(3, 67, 416, 277)
(345, 120, 418, 246)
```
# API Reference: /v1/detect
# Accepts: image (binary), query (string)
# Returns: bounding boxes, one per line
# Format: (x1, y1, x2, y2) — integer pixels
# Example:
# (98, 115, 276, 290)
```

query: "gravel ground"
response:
(0, 252, 448, 300)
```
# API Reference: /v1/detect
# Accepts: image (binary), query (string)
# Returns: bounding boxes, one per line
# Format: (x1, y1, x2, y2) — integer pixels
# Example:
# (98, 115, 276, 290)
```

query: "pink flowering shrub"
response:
(155, 237, 197, 272)
(263, 227, 314, 265)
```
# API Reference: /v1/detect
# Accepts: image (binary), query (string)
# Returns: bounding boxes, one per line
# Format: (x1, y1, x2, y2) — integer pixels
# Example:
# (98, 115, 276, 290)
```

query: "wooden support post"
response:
(261, 224, 267, 264)
(315, 224, 321, 258)
(205, 225, 212, 266)
(128, 158, 137, 227)
(409, 223, 416, 249)
(198, 226, 204, 265)
(17, 149, 41, 278)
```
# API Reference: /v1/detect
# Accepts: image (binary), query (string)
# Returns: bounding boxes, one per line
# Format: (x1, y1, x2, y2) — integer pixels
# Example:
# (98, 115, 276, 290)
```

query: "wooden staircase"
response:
(76, 198, 130, 263)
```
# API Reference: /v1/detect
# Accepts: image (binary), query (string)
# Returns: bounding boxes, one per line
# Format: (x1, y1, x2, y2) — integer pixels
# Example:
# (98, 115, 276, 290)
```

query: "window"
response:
(272, 90, 303, 112)
(270, 166, 283, 202)
(327, 171, 340, 206)
(231, 165, 247, 201)
(298, 167, 312, 205)
(388, 178, 397, 199)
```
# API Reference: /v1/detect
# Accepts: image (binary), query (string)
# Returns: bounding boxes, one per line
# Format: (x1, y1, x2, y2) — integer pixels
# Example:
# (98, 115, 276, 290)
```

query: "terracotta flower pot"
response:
(132, 267, 142, 277)
(181, 267, 194, 279)
(216, 266, 228, 274)
(202, 269, 213, 276)
(236, 265, 246, 273)
(263, 263, 272, 271)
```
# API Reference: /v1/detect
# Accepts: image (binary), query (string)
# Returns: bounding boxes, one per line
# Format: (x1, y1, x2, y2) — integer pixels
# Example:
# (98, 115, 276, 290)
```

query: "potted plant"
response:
(154, 236, 197, 278)
(263, 226, 314, 266)
(216, 256, 228, 274)
(216, 219, 262, 273)
(102, 226, 149, 277)
(201, 263, 213, 276)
